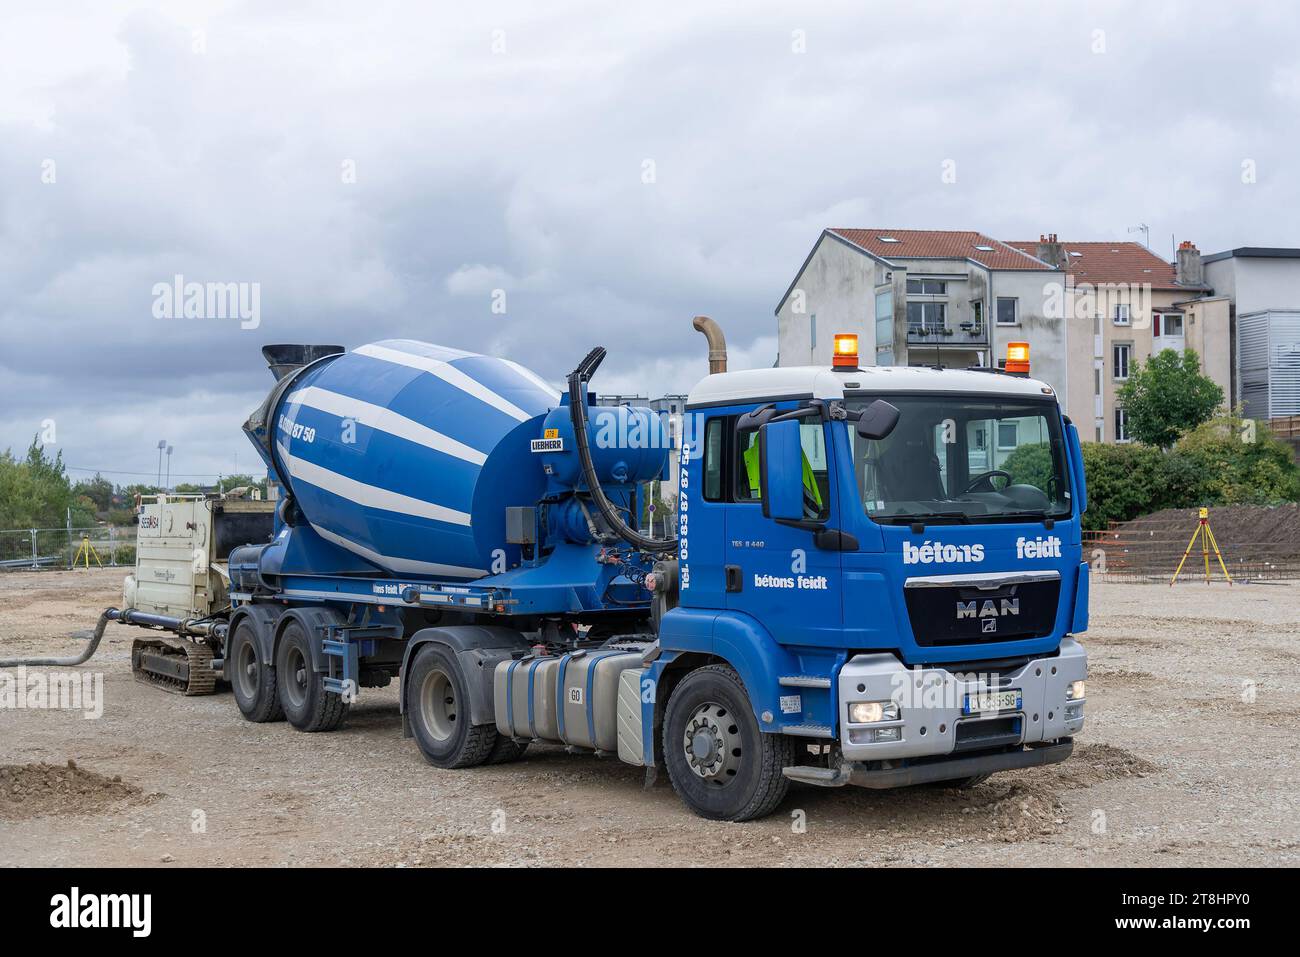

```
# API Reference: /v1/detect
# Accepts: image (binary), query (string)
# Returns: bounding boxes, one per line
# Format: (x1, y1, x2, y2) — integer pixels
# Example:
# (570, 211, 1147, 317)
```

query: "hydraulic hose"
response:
(567, 347, 677, 554)
(0, 607, 117, 668)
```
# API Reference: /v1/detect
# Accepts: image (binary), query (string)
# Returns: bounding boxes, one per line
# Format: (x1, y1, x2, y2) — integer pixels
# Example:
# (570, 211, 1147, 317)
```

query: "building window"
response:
(907, 301, 947, 333)
(1163, 313, 1184, 337)
(996, 297, 1018, 325)
(997, 421, 1019, 451)
(1115, 407, 1131, 443)
(1114, 304, 1130, 326)
(875, 289, 893, 362)
(906, 278, 947, 295)
(1113, 343, 1131, 380)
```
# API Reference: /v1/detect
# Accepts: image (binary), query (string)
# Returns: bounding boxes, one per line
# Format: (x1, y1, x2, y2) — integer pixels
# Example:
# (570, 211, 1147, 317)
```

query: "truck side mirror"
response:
(855, 399, 900, 440)
(1066, 421, 1087, 514)
(759, 420, 806, 523)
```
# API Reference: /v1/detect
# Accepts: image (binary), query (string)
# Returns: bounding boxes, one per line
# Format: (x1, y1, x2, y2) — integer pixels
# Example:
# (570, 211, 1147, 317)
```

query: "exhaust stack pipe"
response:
(692, 315, 727, 374)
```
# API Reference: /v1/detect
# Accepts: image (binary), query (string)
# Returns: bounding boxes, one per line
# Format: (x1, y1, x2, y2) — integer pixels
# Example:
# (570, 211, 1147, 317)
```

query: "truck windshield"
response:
(846, 394, 1071, 524)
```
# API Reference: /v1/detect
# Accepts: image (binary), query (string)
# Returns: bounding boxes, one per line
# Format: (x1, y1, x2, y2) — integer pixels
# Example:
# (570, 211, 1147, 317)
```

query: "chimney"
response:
(1176, 240, 1203, 286)
(1036, 232, 1067, 270)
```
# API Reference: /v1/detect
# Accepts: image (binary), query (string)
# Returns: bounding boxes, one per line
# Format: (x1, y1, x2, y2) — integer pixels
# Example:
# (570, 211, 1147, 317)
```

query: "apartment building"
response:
(776, 229, 1232, 443)
(1005, 238, 1229, 443)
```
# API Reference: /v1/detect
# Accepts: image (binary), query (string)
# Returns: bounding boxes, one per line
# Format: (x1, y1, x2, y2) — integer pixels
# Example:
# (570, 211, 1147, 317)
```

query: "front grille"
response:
(904, 578, 1059, 646)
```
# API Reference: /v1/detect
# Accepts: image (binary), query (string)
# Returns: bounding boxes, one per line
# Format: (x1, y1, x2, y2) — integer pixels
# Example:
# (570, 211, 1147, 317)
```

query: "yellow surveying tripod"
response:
(1170, 507, 1232, 586)
(72, 534, 103, 570)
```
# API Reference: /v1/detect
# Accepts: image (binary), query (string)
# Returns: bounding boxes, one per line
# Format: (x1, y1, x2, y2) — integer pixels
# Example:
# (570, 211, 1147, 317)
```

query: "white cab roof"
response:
(686, 365, 1057, 408)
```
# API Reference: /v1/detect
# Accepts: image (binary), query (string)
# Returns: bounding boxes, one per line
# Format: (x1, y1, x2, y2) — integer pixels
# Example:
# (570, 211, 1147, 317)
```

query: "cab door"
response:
(724, 415, 843, 647)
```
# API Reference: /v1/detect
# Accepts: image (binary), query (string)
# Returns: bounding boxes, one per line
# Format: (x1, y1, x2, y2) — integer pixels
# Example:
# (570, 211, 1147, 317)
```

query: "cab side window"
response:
(702, 417, 724, 501)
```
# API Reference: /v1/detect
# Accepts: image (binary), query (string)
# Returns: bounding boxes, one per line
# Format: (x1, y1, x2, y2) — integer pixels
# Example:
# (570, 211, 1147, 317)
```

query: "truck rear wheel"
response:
(663, 664, 793, 821)
(229, 619, 283, 723)
(276, 621, 349, 732)
(405, 644, 497, 769)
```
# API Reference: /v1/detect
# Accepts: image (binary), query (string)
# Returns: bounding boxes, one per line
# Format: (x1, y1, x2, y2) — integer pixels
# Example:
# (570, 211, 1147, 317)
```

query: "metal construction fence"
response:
(1083, 523, 1300, 583)
(0, 526, 135, 571)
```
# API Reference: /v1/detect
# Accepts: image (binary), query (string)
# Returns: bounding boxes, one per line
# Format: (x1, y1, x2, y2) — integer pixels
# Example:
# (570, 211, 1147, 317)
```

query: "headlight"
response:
(1066, 680, 1086, 700)
(848, 700, 899, 724)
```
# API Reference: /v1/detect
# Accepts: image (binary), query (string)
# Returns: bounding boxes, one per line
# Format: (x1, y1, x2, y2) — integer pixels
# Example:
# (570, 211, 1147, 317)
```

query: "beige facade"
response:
(1063, 287, 1231, 443)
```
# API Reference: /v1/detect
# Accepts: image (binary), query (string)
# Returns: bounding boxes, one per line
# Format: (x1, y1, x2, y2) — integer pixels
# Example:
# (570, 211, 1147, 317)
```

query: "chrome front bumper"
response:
(835, 638, 1087, 763)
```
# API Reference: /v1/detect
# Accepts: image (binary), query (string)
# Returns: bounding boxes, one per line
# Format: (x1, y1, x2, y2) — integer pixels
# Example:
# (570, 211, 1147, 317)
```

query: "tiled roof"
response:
(830, 229, 1056, 271)
(1006, 240, 1202, 290)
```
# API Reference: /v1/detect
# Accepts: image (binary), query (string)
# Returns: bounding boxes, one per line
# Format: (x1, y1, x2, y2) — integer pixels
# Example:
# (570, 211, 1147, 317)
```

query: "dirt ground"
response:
(1, 568, 1296, 867)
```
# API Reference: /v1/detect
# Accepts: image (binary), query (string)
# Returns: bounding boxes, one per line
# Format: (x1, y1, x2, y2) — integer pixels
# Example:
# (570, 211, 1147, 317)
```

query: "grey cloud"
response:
(2, 0, 1298, 482)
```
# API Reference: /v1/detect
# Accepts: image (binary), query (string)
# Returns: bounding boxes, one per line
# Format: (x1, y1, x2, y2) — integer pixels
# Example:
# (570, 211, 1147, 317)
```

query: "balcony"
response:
(906, 319, 988, 345)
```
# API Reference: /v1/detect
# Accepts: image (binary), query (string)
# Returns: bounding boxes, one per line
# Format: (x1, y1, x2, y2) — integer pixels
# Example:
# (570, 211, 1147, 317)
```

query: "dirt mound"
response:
(1120, 504, 1300, 548)
(1094, 505, 1300, 578)
(1048, 743, 1159, 787)
(0, 760, 145, 821)
(955, 783, 1066, 841)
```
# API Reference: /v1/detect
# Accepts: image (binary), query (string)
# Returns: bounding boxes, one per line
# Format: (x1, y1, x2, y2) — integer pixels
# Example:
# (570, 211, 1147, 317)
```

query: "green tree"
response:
(72, 473, 115, 513)
(1117, 348, 1224, 449)
(0, 437, 95, 529)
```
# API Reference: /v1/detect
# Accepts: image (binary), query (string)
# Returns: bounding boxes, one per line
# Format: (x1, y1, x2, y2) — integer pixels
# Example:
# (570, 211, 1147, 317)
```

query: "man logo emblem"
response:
(982, 618, 997, 634)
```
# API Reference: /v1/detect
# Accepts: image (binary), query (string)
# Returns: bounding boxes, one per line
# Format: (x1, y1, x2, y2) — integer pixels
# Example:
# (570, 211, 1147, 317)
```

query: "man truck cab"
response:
(648, 336, 1088, 819)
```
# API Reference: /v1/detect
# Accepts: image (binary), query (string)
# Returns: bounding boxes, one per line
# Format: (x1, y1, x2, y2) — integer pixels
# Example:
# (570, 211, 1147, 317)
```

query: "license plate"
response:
(964, 689, 1021, 715)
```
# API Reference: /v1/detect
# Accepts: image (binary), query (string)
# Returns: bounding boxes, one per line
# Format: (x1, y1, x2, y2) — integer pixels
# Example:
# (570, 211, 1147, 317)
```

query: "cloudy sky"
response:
(2, 0, 1298, 486)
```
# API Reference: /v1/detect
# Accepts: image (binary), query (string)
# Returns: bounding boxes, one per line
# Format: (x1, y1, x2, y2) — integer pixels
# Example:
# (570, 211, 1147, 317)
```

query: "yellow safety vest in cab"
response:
(743, 443, 823, 512)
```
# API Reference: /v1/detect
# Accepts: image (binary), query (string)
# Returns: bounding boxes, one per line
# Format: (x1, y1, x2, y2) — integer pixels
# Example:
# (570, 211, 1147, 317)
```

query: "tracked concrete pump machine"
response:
(43, 322, 1089, 820)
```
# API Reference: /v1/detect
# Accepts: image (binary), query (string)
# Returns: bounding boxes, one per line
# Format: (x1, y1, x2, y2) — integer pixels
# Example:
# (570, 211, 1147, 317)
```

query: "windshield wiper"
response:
(990, 508, 1063, 527)
(878, 510, 972, 529)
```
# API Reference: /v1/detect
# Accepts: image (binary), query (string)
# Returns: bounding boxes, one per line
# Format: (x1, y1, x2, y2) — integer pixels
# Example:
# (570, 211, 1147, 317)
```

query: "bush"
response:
(1175, 416, 1300, 504)
(1080, 415, 1300, 529)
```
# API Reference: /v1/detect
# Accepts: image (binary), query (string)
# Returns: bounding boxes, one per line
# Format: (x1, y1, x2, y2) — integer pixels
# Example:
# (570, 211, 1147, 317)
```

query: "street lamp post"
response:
(156, 439, 166, 488)
(165, 445, 174, 491)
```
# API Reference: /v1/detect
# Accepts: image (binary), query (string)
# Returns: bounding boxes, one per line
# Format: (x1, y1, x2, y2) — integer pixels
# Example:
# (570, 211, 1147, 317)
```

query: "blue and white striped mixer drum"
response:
(270, 339, 560, 580)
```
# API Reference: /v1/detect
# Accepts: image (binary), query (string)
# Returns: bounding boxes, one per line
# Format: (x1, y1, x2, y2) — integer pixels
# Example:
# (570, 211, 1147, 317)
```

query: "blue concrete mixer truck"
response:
(76, 320, 1089, 821)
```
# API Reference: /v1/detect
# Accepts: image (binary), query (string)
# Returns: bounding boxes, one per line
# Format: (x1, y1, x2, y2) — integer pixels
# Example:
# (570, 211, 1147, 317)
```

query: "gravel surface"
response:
(1, 568, 1296, 867)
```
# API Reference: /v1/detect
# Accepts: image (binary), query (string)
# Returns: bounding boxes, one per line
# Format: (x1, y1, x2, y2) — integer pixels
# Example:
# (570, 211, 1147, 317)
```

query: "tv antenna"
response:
(1127, 223, 1150, 248)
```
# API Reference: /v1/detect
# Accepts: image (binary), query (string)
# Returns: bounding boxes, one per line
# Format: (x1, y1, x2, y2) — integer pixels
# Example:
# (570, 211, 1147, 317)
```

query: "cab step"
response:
(780, 723, 834, 738)
(778, 675, 832, 689)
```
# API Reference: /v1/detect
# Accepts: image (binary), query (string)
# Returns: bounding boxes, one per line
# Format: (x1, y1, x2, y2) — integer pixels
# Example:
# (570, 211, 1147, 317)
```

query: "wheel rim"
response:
(682, 701, 742, 784)
(418, 668, 457, 742)
(235, 638, 259, 700)
(284, 644, 309, 709)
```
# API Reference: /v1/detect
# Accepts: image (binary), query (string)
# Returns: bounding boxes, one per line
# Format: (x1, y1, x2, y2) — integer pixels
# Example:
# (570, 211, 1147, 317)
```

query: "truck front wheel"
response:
(405, 644, 497, 769)
(664, 664, 793, 821)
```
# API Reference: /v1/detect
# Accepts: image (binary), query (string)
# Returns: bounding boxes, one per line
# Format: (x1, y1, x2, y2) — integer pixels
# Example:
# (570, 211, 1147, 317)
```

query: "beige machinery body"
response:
(124, 493, 275, 618)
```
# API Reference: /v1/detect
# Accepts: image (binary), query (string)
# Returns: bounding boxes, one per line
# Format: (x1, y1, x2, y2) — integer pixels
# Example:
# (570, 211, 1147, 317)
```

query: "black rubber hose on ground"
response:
(567, 348, 677, 554)
(0, 607, 117, 667)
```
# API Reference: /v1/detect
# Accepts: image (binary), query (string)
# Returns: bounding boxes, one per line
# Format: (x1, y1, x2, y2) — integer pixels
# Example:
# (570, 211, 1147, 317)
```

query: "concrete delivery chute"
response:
(7, 322, 1089, 821)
